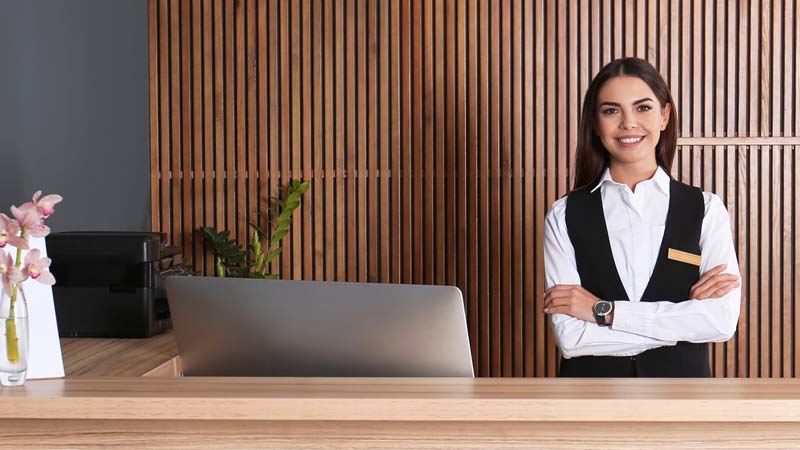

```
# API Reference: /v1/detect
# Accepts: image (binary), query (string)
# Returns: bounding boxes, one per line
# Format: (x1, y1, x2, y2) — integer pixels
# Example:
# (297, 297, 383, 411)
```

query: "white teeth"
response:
(618, 136, 643, 144)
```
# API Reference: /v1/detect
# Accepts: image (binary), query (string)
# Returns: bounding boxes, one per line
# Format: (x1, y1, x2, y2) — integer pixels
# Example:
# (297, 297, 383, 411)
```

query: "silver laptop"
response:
(165, 277, 474, 377)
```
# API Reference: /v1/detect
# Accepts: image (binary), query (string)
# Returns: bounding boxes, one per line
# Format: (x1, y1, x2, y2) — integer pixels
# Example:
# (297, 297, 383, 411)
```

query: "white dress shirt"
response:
(544, 166, 741, 358)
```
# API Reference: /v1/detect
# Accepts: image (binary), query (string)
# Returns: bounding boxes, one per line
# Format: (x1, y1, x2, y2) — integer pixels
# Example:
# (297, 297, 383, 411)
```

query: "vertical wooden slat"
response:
(434, 0, 445, 287)
(545, 0, 558, 378)
(750, 144, 759, 377)
(148, 0, 161, 234)
(780, 0, 794, 371)
(390, 0, 402, 284)
(235, 0, 246, 251)
(534, 0, 545, 378)
(367, 0, 378, 282)
(601, 0, 610, 64)
(336, 0, 347, 281)
(378, 0, 390, 282)
(422, 0, 433, 285)
(170, 0, 182, 247)
(793, 0, 800, 378)
(400, 0, 411, 285)
(257, 0, 266, 245)
(613, 0, 622, 57)
(669, 0, 679, 133)
(356, 0, 367, 282)
(636, 0, 646, 59)
(159, 0, 171, 240)
(478, 0, 490, 376)
(489, 0, 500, 376)
(314, 0, 326, 280)
(511, 0, 523, 377)
(500, 0, 512, 377)
(266, 0, 279, 274)
(324, 0, 335, 281)
(724, 0, 746, 377)
(465, 0, 478, 374)
(246, 0, 256, 266)
(443, 0, 455, 289)
(204, 0, 214, 276)
(714, 0, 729, 377)
(624, 0, 633, 56)
(224, 0, 236, 242)
(301, 0, 314, 281)
(523, 0, 534, 377)
(455, 0, 468, 344)
(288, 0, 301, 278)
(346, 0, 358, 281)
(191, 0, 204, 272)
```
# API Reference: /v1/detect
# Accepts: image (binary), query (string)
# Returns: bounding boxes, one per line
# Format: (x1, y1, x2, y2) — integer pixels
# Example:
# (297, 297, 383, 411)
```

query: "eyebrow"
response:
(599, 98, 655, 107)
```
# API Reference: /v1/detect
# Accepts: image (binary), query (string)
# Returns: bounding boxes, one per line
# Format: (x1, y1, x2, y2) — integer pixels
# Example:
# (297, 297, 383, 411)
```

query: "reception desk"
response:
(2, 377, 800, 449)
(1, 334, 798, 448)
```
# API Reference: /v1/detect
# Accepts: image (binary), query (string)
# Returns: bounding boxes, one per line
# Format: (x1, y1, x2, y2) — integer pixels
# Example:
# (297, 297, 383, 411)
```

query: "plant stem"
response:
(5, 227, 25, 364)
(215, 255, 225, 278)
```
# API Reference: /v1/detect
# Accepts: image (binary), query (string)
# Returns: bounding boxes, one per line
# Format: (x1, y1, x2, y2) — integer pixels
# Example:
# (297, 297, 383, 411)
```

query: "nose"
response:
(620, 113, 637, 130)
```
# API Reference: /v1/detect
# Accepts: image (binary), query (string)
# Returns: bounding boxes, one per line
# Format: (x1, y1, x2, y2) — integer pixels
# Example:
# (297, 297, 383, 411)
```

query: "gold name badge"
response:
(667, 248, 701, 267)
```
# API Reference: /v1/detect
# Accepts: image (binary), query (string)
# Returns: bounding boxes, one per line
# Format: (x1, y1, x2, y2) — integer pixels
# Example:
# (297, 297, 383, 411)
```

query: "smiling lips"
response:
(616, 135, 645, 146)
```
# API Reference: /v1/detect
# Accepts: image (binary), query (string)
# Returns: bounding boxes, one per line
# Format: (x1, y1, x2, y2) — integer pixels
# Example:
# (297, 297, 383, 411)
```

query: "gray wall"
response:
(0, 0, 150, 232)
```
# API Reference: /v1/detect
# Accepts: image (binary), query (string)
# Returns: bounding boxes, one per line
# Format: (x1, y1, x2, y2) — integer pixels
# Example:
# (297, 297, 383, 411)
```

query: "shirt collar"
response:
(590, 166, 671, 195)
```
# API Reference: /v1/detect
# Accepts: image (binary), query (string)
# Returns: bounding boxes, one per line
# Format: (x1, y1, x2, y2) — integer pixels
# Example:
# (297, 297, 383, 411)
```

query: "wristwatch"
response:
(592, 300, 614, 326)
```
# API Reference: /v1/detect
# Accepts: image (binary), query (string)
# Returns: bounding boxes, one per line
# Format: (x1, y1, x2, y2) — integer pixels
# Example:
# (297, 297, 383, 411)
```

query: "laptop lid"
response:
(165, 277, 474, 377)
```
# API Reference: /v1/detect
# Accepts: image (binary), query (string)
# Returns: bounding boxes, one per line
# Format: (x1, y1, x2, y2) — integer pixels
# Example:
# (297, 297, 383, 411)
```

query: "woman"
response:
(542, 58, 741, 377)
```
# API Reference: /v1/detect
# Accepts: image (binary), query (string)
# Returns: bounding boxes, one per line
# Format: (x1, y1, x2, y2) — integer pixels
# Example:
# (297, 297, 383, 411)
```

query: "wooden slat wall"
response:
(149, 0, 800, 377)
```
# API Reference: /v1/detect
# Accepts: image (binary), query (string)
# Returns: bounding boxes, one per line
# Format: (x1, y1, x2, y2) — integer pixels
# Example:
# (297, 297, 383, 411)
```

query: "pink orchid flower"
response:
(0, 251, 26, 297)
(0, 214, 28, 249)
(22, 249, 56, 286)
(32, 191, 63, 218)
(10, 202, 50, 238)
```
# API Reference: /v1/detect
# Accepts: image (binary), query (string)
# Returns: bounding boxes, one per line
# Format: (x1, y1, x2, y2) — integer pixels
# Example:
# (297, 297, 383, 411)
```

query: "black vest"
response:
(559, 178, 710, 377)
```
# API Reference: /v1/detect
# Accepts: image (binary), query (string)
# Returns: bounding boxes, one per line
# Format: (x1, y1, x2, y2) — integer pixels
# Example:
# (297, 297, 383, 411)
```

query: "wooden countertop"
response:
(4, 377, 800, 422)
(60, 331, 178, 377)
(10, 338, 800, 448)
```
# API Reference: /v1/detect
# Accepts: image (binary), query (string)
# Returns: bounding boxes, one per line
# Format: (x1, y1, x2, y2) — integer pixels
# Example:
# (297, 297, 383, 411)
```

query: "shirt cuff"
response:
(612, 300, 656, 336)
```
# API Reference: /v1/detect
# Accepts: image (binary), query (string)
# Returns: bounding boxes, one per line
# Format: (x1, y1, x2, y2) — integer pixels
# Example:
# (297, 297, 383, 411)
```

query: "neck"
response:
(608, 160, 659, 192)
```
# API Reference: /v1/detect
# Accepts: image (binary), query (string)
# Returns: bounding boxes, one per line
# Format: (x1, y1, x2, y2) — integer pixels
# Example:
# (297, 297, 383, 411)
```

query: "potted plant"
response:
(198, 179, 309, 278)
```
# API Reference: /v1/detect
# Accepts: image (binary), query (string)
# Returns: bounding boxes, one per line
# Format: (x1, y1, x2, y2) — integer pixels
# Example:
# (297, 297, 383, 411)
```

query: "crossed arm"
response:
(543, 195, 741, 359)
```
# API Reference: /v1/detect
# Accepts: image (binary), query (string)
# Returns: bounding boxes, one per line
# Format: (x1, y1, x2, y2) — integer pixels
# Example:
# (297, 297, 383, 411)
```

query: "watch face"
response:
(594, 301, 612, 315)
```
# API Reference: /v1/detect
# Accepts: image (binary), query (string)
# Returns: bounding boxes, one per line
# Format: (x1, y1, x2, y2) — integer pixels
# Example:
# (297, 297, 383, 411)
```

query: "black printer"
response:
(48, 232, 177, 338)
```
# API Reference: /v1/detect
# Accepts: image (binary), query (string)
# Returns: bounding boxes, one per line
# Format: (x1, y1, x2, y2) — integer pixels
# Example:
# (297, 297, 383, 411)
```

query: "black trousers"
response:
(558, 343, 711, 377)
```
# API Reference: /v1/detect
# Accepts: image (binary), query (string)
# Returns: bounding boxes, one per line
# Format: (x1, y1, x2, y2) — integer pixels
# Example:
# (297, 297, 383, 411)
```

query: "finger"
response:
(691, 274, 740, 298)
(543, 291, 578, 307)
(696, 264, 727, 284)
(544, 287, 568, 302)
(709, 281, 740, 299)
(692, 265, 727, 290)
(695, 280, 740, 300)
(543, 305, 572, 315)
(691, 269, 736, 295)
(545, 284, 579, 295)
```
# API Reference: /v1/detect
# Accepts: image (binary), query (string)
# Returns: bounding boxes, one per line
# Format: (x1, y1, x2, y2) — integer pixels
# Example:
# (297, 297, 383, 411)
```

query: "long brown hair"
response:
(572, 57, 678, 191)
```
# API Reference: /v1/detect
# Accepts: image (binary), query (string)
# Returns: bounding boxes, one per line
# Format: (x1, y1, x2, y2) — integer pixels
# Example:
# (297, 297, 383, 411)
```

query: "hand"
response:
(690, 264, 740, 300)
(543, 284, 600, 323)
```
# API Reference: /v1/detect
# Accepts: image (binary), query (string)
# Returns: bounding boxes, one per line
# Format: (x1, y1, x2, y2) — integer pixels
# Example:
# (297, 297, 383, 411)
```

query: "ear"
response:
(660, 103, 672, 130)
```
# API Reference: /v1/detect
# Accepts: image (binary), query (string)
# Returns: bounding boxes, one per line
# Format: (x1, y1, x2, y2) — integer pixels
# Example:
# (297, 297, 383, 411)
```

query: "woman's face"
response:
(594, 75, 671, 167)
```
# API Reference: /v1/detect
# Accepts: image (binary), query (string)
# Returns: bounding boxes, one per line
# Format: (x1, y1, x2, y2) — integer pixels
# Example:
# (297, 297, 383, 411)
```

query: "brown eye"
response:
(601, 108, 618, 115)
(637, 105, 652, 112)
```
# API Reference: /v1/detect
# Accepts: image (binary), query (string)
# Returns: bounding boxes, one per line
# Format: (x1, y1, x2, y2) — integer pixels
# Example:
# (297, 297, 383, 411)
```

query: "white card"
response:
(3, 237, 65, 379)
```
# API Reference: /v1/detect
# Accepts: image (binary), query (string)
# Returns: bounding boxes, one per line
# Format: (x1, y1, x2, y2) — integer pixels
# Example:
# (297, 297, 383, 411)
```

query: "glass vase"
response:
(0, 283, 29, 387)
